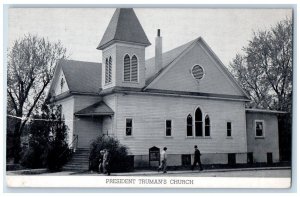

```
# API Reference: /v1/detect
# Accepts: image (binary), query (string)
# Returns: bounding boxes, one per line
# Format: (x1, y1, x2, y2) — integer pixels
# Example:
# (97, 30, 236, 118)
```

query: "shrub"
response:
(20, 104, 71, 171)
(46, 120, 71, 172)
(89, 135, 133, 172)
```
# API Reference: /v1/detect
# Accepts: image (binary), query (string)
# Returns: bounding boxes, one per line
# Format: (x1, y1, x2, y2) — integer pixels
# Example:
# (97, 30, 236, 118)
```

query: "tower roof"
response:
(97, 8, 151, 50)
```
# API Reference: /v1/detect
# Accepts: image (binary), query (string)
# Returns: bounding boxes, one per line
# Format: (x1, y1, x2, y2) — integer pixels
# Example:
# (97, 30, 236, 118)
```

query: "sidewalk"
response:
(107, 166, 291, 176)
(6, 166, 291, 176)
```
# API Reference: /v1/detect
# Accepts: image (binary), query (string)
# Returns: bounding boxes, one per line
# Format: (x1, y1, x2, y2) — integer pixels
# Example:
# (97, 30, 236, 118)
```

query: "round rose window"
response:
(192, 65, 204, 80)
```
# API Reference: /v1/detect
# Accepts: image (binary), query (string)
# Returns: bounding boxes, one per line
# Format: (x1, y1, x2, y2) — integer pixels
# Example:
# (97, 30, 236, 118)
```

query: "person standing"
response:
(103, 149, 111, 175)
(158, 147, 168, 173)
(192, 145, 203, 171)
(98, 150, 105, 173)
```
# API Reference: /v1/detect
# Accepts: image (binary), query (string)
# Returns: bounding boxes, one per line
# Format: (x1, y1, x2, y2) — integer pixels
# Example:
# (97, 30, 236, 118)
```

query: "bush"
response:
(47, 140, 71, 172)
(20, 104, 71, 171)
(89, 135, 133, 172)
(46, 121, 71, 172)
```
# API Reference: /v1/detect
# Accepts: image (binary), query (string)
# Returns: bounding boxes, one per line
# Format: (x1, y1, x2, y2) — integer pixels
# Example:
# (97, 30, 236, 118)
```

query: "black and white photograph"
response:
(4, 5, 294, 189)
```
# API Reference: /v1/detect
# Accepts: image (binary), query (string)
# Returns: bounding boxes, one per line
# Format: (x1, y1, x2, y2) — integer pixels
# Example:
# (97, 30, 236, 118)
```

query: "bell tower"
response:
(97, 8, 151, 90)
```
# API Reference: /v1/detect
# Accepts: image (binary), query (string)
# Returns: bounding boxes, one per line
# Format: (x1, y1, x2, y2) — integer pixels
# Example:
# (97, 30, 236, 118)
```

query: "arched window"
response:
(195, 108, 203, 137)
(205, 115, 210, 137)
(131, 55, 138, 82)
(108, 56, 112, 83)
(187, 114, 193, 137)
(124, 54, 131, 82)
(105, 58, 109, 84)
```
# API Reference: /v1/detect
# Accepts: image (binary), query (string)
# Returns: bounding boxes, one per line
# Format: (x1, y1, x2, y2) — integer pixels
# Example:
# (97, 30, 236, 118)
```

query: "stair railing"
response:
(57, 134, 79, 160)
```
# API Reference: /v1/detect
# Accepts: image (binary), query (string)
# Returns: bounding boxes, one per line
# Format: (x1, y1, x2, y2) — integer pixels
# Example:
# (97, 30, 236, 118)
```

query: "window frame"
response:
(191, 64, 205, 80)
(204, 115, 210, 137)
(255, 120, 265, 138)
(108, 56, 112, 83)
(123, 54, 131, 82)
(226, 121, 232, 138)
(186, 114, 193, 137)
(195, 107, 203, 137)
(165, 119, 172, 137)
(105, 57, 113, 85)
(130, 54, 139, 83)
(125, 118, 133, 137)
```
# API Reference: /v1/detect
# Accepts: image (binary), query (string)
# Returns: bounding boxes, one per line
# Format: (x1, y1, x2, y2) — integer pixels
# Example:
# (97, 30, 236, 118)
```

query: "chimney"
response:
(155, 29, 162, 73)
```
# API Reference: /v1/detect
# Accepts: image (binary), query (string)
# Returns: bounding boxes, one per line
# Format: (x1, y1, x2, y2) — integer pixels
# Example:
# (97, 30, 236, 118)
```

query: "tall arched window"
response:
(205, 115, 210, 137)
(108, 56, 112, 83)
(105, 58, 109, 84)
(131, 55, 138, 82)
(195, 108, 203, 137)
(124, 54, 131, 82)
(187, 114, 193, 137)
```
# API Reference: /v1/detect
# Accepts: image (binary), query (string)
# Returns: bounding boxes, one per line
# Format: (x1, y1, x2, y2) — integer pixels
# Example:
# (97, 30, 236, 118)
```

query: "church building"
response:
(48, 8, 284, 168)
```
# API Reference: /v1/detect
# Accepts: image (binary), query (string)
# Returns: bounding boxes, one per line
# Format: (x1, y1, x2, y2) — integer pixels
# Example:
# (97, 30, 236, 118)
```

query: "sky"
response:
(8, 8, 292, 66)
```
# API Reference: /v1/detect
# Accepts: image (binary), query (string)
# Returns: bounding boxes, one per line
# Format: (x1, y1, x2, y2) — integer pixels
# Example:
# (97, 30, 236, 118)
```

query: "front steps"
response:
(63, 148, 90, 171)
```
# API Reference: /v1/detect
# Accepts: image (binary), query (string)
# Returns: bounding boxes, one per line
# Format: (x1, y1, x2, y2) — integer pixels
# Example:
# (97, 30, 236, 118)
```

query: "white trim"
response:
(254, 120, 265, 138)
(115, 89, 250, 102)
(102, 41, 148, 51)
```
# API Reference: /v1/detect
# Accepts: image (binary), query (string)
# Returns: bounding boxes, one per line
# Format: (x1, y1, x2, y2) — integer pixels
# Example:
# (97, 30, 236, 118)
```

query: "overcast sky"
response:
(8, 8, 292, 66)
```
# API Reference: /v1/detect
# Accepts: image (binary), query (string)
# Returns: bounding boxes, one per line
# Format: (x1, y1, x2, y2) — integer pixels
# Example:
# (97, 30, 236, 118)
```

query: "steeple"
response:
(97, 8, 151, 50)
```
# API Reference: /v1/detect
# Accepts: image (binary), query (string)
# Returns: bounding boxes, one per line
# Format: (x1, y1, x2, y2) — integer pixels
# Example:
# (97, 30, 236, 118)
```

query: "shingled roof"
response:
(59, 60, 101, 94)
(75, 101, 114, 116)
(97, 8, 151, 50)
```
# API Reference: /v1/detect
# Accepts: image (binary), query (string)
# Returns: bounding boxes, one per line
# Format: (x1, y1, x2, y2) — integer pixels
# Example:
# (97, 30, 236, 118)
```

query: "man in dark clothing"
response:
(192, 145, 203, 171)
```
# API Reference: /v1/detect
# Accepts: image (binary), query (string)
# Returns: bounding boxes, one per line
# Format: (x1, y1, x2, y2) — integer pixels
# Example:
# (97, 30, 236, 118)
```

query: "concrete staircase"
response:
(63, 148, 90, 171)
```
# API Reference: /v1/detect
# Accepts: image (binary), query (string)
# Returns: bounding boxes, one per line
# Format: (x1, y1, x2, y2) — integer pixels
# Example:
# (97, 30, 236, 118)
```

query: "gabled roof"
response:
(97, 8, 151, 50)
(144, 37, 250, 99)
(75, 101, 114, 116)
(50, 60, 101, 95)
(145, 38, 197, 85)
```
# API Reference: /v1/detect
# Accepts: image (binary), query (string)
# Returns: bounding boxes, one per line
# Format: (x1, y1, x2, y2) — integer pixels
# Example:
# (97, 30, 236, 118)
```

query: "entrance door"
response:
(76, 117, 102, 148)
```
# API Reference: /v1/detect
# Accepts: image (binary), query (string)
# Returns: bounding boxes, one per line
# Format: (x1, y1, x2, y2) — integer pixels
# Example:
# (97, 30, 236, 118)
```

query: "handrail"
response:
(57, 134, 78, 159)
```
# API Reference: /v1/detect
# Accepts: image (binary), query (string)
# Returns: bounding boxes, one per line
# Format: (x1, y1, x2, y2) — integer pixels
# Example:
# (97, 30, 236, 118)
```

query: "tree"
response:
(21, 104, 71, 171)
(230, 18, 293, 161)
(7, 34, 67, 163)
(230, 18, 292, 112)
